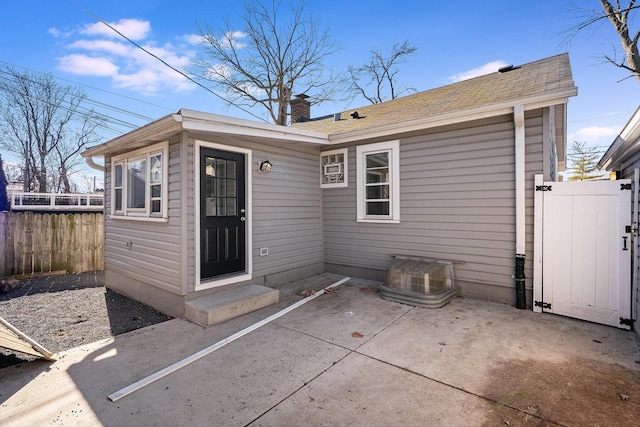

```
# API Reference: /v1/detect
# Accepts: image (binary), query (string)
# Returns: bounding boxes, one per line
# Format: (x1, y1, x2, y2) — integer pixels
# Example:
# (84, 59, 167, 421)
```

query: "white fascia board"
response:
(178, 109, 330, 145)
(598, 106, 640, 170)
(82, 109, 331, 160)
(326, 89, 577, 145)
(82, 114, 181, 158)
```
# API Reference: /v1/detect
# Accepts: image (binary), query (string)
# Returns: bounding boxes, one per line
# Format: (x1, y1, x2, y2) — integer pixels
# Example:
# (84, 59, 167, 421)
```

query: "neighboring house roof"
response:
(82, 54, 576, 164)
(597, 106, 640, 171)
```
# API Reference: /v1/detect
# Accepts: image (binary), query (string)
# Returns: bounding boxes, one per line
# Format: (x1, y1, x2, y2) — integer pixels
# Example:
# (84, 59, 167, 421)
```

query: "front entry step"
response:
(184, 285, 279, 326)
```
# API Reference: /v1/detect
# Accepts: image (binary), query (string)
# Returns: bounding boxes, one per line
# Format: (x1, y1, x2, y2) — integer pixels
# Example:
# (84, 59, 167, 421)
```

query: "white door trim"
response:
(194, 140, 253, 291)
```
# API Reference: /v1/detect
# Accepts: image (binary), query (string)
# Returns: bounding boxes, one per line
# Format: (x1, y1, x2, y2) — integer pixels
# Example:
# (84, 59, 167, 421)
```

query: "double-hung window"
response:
(111, 141, 168, 220)
(356, 140, 400, 223)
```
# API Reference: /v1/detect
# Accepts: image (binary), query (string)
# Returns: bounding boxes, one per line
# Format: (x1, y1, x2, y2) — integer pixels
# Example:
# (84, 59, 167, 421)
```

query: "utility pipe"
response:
(514, 104, 527, 309)
(108, 276, 351, 402)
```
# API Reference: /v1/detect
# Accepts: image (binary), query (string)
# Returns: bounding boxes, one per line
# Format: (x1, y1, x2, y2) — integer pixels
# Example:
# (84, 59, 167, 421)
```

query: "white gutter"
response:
(82, 109, 330, 161)
(514, 104, 527, 309)
(85, 156, 105, 172)
(178, 109, 329, 145)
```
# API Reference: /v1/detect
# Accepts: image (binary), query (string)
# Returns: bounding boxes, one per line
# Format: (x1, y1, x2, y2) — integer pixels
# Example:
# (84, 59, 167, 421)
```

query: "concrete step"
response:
(184, 285, 279, 326)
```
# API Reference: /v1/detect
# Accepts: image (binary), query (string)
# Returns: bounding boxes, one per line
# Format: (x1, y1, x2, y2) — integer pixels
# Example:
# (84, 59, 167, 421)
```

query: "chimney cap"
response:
(294, 93, 310, 99)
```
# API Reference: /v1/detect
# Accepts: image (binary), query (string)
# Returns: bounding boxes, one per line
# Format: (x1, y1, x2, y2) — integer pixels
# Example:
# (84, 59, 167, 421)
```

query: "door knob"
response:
(240, 216, 246, 222)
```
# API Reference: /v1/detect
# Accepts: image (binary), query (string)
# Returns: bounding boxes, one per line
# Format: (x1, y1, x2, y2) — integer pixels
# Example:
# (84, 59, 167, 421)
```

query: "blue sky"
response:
(1, 0, 639, 187)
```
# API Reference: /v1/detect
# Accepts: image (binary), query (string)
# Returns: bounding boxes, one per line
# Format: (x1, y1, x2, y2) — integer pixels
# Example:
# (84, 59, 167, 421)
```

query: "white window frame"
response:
(113, 162, 124, 214)
(356, 140, 400, 223)
(320, 148, 348, 188)
(111, 141, 169, 221)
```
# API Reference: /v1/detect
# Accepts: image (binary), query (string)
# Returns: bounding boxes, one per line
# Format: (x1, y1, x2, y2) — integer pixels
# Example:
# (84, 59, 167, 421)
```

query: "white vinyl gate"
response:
(533, 175, 633, 329)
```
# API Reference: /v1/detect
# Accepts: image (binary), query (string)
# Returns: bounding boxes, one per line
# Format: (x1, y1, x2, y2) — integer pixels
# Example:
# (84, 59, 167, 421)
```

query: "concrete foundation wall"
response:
(325, 262, 525, 306)
(105, 269, 186, 318)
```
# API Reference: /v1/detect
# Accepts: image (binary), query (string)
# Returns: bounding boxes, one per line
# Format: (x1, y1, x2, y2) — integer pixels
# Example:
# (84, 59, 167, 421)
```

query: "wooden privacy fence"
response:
(0, 212, 104, 277)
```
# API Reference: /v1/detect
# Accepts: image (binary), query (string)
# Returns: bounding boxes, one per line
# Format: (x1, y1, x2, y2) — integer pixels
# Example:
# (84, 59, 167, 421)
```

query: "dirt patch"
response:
(482, 357, 640, 427)
(0, 271, 171, 368)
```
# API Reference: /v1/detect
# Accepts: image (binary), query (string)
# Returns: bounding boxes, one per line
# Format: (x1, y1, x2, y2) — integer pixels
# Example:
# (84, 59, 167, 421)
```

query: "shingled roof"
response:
(292, 53, 576, 135)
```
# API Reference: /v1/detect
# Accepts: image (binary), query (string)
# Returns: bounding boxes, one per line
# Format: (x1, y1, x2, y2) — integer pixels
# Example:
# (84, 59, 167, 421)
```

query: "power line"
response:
(0, 76, 138, 136)
(71, 1, 268, 123)
(0, 71, 143, 135)
(0, 59, 173, 119)
(83, 98, 154, 122)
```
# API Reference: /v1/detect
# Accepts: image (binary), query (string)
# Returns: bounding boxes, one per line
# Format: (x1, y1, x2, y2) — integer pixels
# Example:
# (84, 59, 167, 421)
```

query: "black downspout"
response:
(515, 254, 526, 309)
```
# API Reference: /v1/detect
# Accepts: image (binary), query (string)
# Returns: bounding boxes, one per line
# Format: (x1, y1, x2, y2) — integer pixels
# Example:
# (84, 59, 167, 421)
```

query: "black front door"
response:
(200, 148, 246, 280)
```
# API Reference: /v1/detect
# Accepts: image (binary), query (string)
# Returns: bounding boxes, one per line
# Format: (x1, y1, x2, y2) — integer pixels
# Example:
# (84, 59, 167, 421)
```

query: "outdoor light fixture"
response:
(259, 160, 272, 173)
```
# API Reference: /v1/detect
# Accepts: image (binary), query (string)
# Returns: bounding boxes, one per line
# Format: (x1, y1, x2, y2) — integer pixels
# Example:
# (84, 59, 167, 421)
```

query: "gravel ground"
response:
(0, 271, 171, 368)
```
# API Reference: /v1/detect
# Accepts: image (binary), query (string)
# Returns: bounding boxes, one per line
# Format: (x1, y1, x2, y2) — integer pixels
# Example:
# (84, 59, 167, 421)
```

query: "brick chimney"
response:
(290, 93, 311, 124)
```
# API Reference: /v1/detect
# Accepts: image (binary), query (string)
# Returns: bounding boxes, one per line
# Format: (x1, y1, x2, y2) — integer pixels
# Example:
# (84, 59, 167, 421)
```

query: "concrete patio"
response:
(1, 273, 639, 426)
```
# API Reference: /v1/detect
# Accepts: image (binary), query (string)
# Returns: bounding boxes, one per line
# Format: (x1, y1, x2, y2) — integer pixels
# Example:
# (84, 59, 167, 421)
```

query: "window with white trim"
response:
(356, 140, 400, 223)
(114, 163, 123, 212)
(111, 141, 168, 219)
(320, 148, 347, 188)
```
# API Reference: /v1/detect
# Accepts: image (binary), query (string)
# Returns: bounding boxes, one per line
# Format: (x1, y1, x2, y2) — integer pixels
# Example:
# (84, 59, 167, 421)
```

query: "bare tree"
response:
(51, 120, 101, 193)
(1, 160, 22, 184)
(571, 1, 640, 83)
(0, 66, 101, 192)
(348, 41, 418, 105)
(191, 0, 345, 125)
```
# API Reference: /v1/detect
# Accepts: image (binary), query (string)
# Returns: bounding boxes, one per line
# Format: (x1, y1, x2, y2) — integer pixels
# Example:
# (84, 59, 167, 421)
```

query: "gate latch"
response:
(620, 318, 635, 326)
(534, 301, 551, 309)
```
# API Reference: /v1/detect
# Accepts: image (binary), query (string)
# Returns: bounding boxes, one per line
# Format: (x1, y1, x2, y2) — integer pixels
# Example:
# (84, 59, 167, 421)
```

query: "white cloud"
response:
(81, 19, 151, 41)
(48, 27, 74, 38)
(568, 125, 621, 145)
(57, 54, 119, 76)
(54, 18, 197, 95)
(220, 31, 247, 49)
(448, 60, 510, 83)
(69, 39, 132, 57)
(181, 33, 205, 45)
(207, 63, 232, 80)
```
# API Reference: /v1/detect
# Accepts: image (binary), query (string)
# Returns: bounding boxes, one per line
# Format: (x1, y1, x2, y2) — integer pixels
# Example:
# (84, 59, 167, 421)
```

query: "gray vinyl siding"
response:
(184, 136, 196, 292)
(103, 138, 183, 295)
(542, 106, 558, 181)
(323, 113, 545, 298)
(185, 135, 323, 289)
(249, 143, 323, 277)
